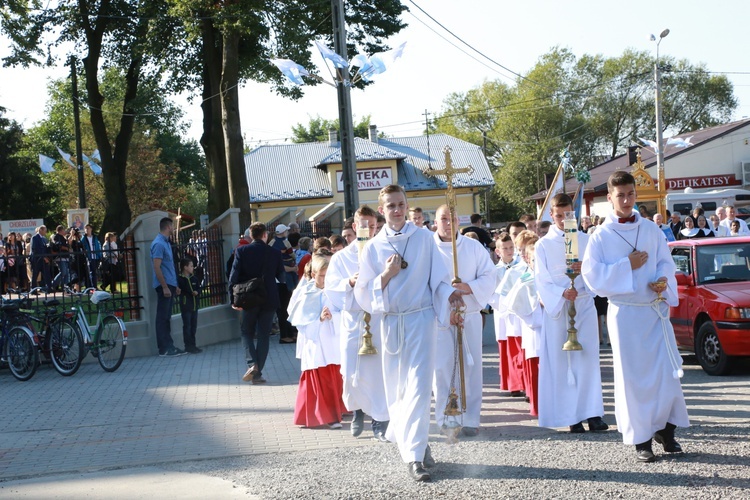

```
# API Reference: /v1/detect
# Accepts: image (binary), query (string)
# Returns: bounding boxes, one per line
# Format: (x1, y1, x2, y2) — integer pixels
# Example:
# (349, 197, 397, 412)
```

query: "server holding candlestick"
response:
(356, 219, 377, 356)
(563, 211, 583, 351)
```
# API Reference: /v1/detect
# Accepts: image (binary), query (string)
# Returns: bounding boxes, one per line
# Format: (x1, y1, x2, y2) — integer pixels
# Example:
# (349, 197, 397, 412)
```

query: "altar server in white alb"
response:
(535, 193, 609, 434)
(582, 171, 689, 463)
(325, 205, 390, 441)
(354, 185, 464, 483)
(432, 205, 497, 437)
(490, 233, 522, 392)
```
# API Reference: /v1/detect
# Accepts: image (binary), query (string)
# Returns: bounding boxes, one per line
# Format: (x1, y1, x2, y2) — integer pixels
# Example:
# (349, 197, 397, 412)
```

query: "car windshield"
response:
(696, 243, 750, 284)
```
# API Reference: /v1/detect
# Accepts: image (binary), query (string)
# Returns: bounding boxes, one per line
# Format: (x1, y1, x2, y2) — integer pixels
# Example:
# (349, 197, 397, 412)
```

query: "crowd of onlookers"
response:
(0, 224, 121, 295)
(639, 204, 749, 240)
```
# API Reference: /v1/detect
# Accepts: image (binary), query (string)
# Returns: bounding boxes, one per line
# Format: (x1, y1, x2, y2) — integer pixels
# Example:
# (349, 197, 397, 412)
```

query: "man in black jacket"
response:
(229, 223, 285, 384)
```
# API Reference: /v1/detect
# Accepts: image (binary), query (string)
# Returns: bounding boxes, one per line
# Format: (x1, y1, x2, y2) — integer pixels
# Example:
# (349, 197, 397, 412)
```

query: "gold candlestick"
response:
(357, 220, 377, 356)
(562, 269, 583, 351)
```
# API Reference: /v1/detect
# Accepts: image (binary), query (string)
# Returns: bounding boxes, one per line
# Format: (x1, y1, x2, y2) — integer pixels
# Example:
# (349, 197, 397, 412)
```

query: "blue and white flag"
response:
(314, 40, 348, 69)
(56, 146, 76, 168)
(270, 58, 310, 86)
(91, 149, 101, 162)
(39, 154, 56, 173)
(82, 153, 102, 175)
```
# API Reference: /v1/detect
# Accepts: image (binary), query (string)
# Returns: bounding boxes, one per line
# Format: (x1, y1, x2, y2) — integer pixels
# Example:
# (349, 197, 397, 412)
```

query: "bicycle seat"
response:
(43, 299, 61, 307)
(0, 302, 21, 312)
(90, 291, 112, 304)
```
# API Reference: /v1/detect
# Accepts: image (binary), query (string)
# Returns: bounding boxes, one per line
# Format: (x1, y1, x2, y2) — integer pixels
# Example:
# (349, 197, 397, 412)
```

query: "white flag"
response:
(39, 154, 56, 173)
(56, 146, 76, 168)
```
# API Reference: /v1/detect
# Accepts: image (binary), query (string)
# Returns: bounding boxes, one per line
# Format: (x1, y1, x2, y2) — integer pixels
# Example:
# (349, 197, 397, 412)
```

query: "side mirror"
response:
(675, 272, 691, 286)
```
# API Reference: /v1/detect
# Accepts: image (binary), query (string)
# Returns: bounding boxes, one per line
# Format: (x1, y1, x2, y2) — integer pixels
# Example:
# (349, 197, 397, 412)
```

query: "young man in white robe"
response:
(582, 170, 689, 463)
(490, 233, 522, 392)
(325, 205, 390, 440)
(432, 205, 497, 437)
(535, 193, 609, 434)
(354, 185, 464, 483)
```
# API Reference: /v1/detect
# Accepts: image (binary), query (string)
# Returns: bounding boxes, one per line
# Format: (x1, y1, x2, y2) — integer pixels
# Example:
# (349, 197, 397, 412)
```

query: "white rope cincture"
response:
(610, 298, 684, 379)
(383, 307, 431, 402)
(351, 313, 365, 389)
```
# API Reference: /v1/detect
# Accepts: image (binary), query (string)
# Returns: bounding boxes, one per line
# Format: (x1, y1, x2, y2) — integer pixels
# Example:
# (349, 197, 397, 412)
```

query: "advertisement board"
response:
(0, 218, 45, 237)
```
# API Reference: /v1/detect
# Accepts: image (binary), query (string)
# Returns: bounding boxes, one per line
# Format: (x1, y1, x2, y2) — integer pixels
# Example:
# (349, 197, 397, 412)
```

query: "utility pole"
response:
(331, 0, 358, 218)
(70, 56, 86, 208)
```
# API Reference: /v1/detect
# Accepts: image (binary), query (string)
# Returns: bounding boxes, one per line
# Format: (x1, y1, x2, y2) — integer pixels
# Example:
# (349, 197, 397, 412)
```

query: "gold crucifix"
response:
(425, 146, 473, 418)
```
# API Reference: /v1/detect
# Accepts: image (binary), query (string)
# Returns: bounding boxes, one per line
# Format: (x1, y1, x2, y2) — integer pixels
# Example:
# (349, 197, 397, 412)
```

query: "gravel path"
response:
(164, 421, 750, 499)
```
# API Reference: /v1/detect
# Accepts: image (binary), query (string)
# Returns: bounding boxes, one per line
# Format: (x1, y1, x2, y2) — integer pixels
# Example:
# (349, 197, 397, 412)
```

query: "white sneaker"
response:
(328, 422, 342, 429)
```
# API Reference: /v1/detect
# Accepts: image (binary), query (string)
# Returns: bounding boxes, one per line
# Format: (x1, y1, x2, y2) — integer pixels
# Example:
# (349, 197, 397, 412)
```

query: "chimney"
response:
(368, 124, 378, 143)
(328, 128, 338, 146)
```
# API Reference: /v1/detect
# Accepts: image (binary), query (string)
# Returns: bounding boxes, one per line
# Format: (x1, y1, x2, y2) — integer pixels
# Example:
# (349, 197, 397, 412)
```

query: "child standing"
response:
(506, 231, 542, 416)
(289, 252, 345, 428)
(177, 258, 203, 354)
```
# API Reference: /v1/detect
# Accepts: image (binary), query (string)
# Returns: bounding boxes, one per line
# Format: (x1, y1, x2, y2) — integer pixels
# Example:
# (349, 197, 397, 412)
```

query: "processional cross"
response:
(425, 147, 473, 435)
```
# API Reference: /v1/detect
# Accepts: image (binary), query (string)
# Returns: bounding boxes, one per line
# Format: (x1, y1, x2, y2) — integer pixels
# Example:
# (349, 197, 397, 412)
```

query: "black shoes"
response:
(654, 423, 683, 453)
(350, 409, 365, 437)
(510, 390, 525, 397)
(408, 462, 431, 482)
(587, 417, 609, 432)
(372, 419, 389, 442)
(185, 346, 203, 354)
(569, 422, 586, 433)
(636, 439, 656, 463)
(423, 445, 436, 468)
(462, 426, 479, 437)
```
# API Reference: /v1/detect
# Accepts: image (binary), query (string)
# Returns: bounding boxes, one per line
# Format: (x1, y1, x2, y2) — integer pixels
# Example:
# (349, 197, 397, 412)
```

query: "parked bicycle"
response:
(64, 287, 127, 372)
(0, 297, 39, 381)
(12, 287, 85, 377)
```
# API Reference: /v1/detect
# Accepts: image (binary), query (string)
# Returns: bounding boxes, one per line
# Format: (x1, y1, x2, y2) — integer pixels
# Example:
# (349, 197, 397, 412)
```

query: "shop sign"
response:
(336, 167, 393, 192)
(666, 174, 740, 190)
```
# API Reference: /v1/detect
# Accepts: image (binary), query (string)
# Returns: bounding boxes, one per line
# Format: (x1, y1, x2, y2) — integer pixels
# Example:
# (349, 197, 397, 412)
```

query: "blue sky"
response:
(1, 0, 748, 147)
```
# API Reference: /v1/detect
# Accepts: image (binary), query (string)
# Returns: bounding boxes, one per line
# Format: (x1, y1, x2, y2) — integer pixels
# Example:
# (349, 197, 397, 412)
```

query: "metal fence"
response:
(170, 226, 229, 315)
(1, 235, 142, 321)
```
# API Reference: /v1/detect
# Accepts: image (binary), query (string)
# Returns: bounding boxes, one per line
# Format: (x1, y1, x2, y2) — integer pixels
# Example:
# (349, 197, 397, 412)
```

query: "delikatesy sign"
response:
(336, 167, 393, 192)
(0, 218, 44, 236)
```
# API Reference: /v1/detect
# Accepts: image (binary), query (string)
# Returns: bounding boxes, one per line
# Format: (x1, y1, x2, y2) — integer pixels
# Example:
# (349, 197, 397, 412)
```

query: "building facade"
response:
(244, 128, 495, 234)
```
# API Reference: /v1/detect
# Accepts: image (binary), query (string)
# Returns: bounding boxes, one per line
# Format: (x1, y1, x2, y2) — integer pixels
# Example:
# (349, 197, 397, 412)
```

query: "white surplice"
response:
(506, 269, 542, 358)
(287, 280, 340, 371)
(582, 211, 689, 445)
(432, 233, 497, 428)
(535, 226, 605, 428)
(489, 255, 522, 341)
(354, 221, 454, 463)
(325, 242, 389, 421)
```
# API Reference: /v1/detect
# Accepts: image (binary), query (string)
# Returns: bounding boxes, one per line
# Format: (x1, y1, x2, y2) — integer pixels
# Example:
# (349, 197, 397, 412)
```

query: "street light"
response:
(653, 28, 670, 215)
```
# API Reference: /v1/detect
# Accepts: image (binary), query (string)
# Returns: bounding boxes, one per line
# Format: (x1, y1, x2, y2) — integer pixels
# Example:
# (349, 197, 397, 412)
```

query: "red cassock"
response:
(293, 364, 346, 427)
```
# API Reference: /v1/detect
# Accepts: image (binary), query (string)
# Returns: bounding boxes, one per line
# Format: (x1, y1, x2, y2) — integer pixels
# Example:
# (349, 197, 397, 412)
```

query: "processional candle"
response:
(563, 211, 579, 273)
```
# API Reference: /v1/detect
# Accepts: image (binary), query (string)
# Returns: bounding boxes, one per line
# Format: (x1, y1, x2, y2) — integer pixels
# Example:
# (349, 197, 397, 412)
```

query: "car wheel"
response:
(695, 322, 733, 376)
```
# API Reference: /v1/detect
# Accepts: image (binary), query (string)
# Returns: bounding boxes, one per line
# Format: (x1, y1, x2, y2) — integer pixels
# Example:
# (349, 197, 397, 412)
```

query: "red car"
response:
(669, 236, 750, 375)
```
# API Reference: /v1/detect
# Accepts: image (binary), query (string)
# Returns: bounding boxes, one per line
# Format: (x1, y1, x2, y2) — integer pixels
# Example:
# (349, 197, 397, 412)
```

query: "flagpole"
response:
(537, 162, 563, 219)
(70, 56, 87, 209)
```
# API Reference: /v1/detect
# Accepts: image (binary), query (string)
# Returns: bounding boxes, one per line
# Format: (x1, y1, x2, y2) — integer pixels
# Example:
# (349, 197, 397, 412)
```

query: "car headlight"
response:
(725, 307, 750, 319)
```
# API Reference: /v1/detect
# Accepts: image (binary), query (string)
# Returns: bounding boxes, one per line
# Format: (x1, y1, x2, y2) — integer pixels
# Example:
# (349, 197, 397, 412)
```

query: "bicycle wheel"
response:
(96, 315, 127, 372)
(47, 318, 85, 376)
(6, 326, 39, 381)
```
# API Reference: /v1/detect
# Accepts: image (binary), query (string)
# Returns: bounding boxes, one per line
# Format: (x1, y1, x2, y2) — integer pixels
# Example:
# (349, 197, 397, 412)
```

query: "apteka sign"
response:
(336, 167, 393, 192)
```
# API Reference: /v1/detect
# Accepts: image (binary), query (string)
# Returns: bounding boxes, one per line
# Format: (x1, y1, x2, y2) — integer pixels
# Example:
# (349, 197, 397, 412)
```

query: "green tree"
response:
(290, 114, 379, 143)
(18, 72, 199, 230)
(2, 0, 185, 235)
(162, 0, 406, 225)
(435, 47, 738, 220)
(0, 107, 56, 222)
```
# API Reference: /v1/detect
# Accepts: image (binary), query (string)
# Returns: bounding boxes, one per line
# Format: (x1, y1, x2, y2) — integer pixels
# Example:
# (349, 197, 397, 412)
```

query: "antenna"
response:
(424, 109, 432, 169)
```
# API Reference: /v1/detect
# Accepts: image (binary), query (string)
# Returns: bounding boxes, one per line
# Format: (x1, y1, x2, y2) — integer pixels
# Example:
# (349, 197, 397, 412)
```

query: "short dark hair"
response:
(56, 225, 64, 232)
(519, 213, 536, 223)
(550, 193, 573, 209)
(355, 205, 378, 220)
(607, 171, 636, 192)
(330, 234, 346, 248)
(179, 258, 193, 272)
(498, 233, 513, 243)
(508, 221, 527, 231)
(159, 217, 173, 232)
(250, 222, 266, 240)
(470, 213, 482, 224)
(287, 232, 301, 247)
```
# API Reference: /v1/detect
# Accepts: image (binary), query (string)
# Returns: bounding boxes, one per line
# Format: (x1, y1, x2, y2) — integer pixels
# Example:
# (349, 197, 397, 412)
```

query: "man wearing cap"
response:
(270, 224, 299, 343)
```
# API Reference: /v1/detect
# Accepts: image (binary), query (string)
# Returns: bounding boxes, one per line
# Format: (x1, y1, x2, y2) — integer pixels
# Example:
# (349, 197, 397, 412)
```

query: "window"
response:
(673, 203, 692, 216)
(671, 247, 692, 275)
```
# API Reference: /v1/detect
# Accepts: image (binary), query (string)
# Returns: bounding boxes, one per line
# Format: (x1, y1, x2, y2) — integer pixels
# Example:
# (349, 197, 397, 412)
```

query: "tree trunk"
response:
(220, 30, 252, 229)
(200, 18, 229, 220)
